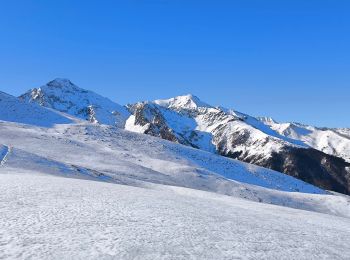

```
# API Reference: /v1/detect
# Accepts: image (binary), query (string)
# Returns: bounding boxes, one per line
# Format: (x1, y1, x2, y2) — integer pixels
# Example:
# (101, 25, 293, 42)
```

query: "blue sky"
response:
(0, 0, 349, 127)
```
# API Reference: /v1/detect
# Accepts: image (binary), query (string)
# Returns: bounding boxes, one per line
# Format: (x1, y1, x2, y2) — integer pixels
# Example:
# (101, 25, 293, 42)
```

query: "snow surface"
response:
(0, 119, 324, 193)
(0, 91, 73, 127)
(125, 114, 151, 133)
(2, 88, 350, 259)
(1, 173, 350, 259)
(2, 119, 350, 220)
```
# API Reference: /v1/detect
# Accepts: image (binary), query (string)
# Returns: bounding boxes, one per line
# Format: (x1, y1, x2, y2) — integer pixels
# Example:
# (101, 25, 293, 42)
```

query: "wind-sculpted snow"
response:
(0, 91, 73, 127)
(1, 173, 350, 259)
(19, 78, 130, 127)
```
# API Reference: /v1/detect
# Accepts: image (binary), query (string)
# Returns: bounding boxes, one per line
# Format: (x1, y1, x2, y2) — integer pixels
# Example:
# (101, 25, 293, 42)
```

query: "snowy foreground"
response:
(2, 173, 350, 260)
(1, 121, 350, 259)
(1, 93, 350, 259)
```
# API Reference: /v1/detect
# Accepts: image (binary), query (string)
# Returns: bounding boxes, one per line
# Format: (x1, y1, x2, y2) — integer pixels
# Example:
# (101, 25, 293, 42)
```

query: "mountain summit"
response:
(19, 79, 130, 127)
(154, 94, 212, 110)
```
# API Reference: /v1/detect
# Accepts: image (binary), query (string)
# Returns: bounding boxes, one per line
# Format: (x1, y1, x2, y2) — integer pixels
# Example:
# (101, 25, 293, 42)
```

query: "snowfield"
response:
(1, 119, 350, 259)
(0, 91, 74, 127)
(1, 173, 350, 260)
(1, 88, 350, 259)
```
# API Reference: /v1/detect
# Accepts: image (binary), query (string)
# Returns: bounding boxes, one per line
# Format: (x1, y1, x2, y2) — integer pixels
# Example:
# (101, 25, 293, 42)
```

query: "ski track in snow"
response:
(0, 145, 11, 166)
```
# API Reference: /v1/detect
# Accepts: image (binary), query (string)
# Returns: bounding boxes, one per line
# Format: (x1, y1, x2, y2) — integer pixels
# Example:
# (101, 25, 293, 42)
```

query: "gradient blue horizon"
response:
(1, 0, 349, 127)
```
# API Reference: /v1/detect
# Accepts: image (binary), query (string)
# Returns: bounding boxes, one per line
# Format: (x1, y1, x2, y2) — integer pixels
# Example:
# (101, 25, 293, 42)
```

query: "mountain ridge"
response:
(13, 78, 350, 194)
(127, 95, 350, 194)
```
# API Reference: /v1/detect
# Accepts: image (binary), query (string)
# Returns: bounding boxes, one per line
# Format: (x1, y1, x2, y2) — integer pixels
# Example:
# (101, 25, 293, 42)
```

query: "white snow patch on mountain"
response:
(125, 115, 150, 133)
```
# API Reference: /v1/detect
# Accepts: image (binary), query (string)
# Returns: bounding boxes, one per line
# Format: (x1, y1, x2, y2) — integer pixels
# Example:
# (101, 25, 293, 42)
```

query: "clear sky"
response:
(1, 0, 349, 127)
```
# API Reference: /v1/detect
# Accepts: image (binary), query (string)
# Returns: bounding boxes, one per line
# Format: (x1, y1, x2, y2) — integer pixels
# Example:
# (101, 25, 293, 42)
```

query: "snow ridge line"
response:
(0, 145, 12, 166)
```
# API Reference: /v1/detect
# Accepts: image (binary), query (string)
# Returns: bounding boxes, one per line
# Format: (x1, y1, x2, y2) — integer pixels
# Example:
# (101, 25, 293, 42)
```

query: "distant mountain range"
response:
(17, 78, 350, 194)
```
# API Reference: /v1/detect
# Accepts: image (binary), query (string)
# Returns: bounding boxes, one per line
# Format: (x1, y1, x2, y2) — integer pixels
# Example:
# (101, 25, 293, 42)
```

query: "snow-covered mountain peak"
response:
(257, 116, 278, 125)
(37, 78, 94, 97)
(25, 78, 85, 104)
(46, 78, 77, 89)
(19, 79, 130, 127)
(154, 94, 212, 110)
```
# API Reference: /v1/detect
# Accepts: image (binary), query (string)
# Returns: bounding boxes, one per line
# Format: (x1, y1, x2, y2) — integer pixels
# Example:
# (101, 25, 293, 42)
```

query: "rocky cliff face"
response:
(126, 102, 183, 144)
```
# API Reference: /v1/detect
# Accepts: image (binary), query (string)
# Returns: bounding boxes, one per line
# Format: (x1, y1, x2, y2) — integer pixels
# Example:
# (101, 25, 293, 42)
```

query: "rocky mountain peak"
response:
(257, 116, 278, 125)
(19, 78, 130, 127)
(154, 94, 212, 110)
(47, 78, 74, 87)
(44, 78, 89, 94)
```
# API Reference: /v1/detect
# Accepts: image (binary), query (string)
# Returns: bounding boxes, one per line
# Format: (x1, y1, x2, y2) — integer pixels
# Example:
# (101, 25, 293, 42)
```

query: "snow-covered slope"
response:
(2, 89, 350, 259)
(259, 119, 350, 163)
(19, 78, 130, 127)
(0, 120, 325, 197)
(2, 95, 350, 209)
(2, 173, 350, 259)
(126, 95, 350, 194)
(0, 91, 73, 127)
(3, 118, 350, 222)
(2, 116, 350, 218)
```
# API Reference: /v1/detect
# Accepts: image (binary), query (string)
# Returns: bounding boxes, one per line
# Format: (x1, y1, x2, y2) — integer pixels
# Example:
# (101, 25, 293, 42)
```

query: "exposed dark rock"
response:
(220, 146, 350, 194)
